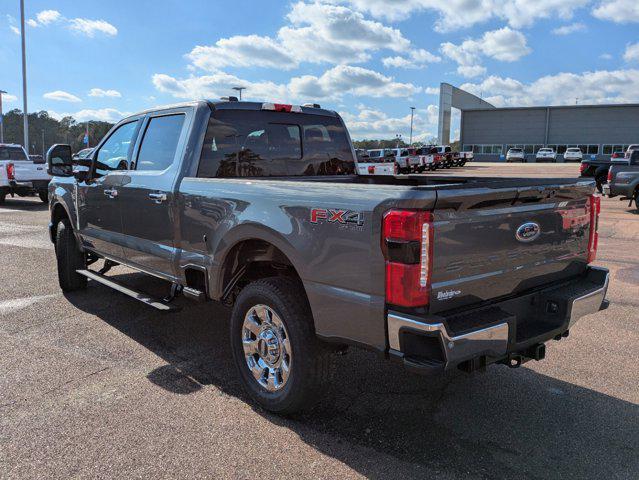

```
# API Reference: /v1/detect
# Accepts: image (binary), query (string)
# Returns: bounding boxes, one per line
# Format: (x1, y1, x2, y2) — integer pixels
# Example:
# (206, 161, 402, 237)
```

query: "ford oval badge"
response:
(516, 222, 541, 242)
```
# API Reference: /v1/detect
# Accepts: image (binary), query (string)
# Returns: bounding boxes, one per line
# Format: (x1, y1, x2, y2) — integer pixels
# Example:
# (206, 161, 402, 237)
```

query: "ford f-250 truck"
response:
(603, 150, 639, 210)
(1, 143, 52, 203)
(46, 100, 609, 414)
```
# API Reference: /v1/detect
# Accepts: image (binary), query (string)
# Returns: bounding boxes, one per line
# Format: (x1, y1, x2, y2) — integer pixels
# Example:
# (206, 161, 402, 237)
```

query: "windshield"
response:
(567, 148, 580, 152)
(0, 146, 28, 161)
(509, 149, 523, 153)
(539, 149, 552, 152)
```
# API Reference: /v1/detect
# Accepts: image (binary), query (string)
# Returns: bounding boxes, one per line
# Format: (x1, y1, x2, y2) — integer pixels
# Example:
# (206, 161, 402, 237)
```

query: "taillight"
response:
(382, 210, 433, 307)
(579, 162, 586, 174)
(368, 165, 375, 174)
(6, 163, 15, 180)
(607, 169, 613, 183)
(587, 195, 600, 263)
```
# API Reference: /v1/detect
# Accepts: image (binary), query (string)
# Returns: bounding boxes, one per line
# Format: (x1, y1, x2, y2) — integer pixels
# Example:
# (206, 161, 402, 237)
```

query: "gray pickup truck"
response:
(604, 150, 639, 210)
(46, 100, 609, 414)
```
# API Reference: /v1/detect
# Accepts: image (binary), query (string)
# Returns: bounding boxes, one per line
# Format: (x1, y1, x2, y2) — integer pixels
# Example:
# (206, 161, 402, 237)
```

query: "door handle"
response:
(148, 192, 167, 203)
(103, 188, 118, 198)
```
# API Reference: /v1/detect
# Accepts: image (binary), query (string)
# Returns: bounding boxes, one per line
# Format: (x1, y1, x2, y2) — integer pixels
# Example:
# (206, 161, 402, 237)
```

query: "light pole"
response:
(232, 86, 246, 100)
(395, 134, 402, 148)
(20, 0, 29, 153)
(0, 90, 6, 143)
(409, 106, 415, 146)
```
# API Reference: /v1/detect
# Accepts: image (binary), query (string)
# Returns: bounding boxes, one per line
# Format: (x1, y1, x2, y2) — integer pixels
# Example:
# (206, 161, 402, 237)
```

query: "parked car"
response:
(580, 157, 629, 193)
(563, 148, 583, 162)
(29, 154, 45, 164)
(610, 151, 626, 161)
(355, 149, 397, 176)
(46, 99, 609, 414)
(506, 148, 526, 163)
(0, 143, 51, 203)
(603, 150, 639, 210)
(624, 144, 639, 160)
(433, 145, 454, 168)
(415, 146, 439, 172)
(453, 150, 473, 167)
(72, 147, 94, 162)
(536, 148, 557, 162)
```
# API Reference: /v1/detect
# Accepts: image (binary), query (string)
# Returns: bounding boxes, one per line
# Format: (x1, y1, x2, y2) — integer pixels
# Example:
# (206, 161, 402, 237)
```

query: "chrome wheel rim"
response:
(241, 304, 291, 392)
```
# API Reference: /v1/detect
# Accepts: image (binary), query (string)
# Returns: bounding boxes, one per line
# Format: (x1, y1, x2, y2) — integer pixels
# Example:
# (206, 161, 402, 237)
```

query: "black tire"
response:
(0, 191, 5, 204)
(230, 277, 333, 414)
(634, 190, 639, 213)
(595, 175, 606, 194)
(55, 219, 87, 292)
(38, 190, 48, 203)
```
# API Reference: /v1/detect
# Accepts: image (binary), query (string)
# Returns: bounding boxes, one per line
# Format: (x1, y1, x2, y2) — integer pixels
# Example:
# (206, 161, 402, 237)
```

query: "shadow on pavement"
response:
(0, 198, 48, 211)
(66, 272, 639, 480)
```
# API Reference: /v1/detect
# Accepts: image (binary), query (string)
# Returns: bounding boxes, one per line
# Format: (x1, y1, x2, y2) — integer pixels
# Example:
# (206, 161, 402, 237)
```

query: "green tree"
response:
(1, 109, 114, 155)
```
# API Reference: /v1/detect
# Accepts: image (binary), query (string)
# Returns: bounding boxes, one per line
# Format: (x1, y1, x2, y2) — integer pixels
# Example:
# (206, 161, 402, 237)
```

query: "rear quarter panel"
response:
(177, 177, 436, 351)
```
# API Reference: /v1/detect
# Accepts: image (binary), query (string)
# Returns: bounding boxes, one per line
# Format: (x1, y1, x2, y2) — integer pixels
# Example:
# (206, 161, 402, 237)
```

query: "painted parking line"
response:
(0, 294, 60, 315)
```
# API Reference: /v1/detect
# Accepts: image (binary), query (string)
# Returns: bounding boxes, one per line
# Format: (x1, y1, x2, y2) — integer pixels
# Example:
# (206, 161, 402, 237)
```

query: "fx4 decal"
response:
(310, 208, 364, 226)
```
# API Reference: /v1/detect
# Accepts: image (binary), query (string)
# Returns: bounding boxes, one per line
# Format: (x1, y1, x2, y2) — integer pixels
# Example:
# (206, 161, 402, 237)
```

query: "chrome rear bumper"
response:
(387, 267, 610, 372)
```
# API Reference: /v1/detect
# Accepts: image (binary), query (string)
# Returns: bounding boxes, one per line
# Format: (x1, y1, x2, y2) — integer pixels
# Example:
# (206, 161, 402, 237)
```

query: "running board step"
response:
(76, 269, 181, 312)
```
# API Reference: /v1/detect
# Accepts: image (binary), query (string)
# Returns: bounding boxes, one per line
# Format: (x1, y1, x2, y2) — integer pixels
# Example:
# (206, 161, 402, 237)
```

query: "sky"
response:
(1, 0, 638, 141)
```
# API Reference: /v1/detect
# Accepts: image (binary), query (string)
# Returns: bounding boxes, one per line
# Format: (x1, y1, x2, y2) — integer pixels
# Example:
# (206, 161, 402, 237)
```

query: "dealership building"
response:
(438, 83, 639, 161)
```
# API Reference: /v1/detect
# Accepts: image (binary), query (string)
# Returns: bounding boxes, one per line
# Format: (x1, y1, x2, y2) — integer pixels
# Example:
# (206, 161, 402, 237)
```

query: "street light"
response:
(395, 134, 402, 148)
(409, 107, 415, 146)
(232, 86, 246, 100)
(20, 0, 29, 153)
(0, 90, 6, 143)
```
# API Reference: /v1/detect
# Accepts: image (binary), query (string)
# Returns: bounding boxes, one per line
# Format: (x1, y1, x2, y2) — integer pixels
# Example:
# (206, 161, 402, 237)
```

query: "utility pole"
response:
(409, 107, 415, 146)
(41, 129, 45, 157)
(20, 0, 29, 153)
(85, 121, 90, 148)
(0, 90, 6, 143)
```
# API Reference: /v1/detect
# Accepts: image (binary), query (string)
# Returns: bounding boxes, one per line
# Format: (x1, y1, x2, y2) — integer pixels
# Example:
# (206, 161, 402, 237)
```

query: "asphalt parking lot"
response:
(0, 163, 637, 480)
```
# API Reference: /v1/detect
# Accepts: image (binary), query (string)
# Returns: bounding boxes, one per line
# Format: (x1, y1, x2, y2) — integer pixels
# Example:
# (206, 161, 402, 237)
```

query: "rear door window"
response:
(135, 114, 185, 172)
(198, 110, 354, 177)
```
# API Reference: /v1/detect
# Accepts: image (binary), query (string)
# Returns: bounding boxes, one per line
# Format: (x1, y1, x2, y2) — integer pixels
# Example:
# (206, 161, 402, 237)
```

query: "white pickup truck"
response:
(0, 143, 52, 204)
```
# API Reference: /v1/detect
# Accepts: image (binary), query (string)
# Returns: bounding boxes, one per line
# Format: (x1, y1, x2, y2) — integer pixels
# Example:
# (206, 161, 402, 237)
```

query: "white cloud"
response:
(43, 90, 82, 102)
(10, 25, 20, 35)
(552, 22, 586, 35)
(2, 94, 18, 103)
(36, 10, 62, 25)
(337, 0, 589, 31)
(188, 36, 295, 70)
(424, 87, 440, 95)
(288, 65, 421, 99)
(187, 1, 413, 70)
(153, 65, 421, 103)
(68, 18, 117, 37)
(340, 105, 436, 141)
(26, 9, 116, 37)
(592, 0, 639, 22)
(441, 27, 530, 77)
(457, 65, 488, 78)
(600, 53, 613, 60)
(88, 88, 122, 98)
(382, 49, 441, 69)
(623, 43, 639, 63)
(49, 108, 130, 123)
(460, 69, 639, 107)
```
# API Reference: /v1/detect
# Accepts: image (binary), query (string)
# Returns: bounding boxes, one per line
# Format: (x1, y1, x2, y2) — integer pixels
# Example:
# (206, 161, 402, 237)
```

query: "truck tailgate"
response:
(430, 181, 595, 314)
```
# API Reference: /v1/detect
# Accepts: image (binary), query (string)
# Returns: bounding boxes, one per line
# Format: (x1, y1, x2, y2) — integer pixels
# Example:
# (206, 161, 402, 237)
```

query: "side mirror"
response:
(630, 150, 639, 165)
(46, 144, 73, 177)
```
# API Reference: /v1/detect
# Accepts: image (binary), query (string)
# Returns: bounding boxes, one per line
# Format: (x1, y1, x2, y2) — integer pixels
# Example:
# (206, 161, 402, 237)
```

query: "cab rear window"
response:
(197, 110, 355, 178)
(0, 146, 28, 161)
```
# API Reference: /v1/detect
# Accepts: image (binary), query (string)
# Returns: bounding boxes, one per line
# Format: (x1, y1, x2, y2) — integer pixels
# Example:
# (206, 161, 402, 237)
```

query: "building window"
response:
(587, 145, 599, 155)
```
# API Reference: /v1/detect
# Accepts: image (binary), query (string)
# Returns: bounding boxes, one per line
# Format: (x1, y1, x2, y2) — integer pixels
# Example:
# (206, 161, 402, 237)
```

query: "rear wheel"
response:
(230, 277, 333, 414)
(0, 191, 5, 204)
(38, 190, 48, 203)
(55, 219, 87, 292)
(595, 175, 606, 194)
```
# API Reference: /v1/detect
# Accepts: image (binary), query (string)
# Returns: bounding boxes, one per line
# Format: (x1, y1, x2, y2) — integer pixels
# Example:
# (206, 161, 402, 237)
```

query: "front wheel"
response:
(230, 277, 333, 414)
(55, 219, 87, 292)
